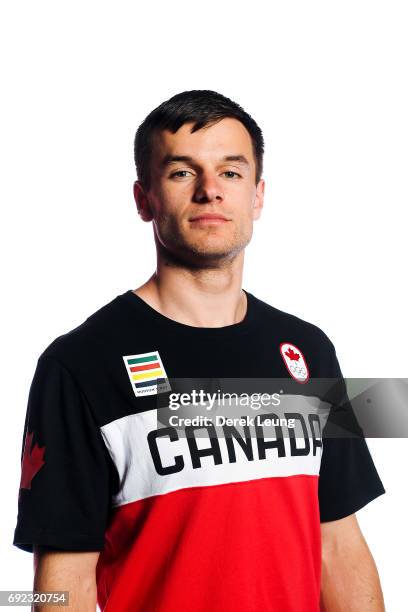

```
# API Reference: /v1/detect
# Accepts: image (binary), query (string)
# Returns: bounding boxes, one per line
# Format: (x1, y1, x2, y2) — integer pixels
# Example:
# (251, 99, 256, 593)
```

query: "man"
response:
(14, 90, 386, 611)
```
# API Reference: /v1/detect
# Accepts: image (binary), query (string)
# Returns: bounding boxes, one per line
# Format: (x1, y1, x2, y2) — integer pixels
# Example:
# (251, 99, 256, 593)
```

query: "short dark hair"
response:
(134, 90, 264, 190)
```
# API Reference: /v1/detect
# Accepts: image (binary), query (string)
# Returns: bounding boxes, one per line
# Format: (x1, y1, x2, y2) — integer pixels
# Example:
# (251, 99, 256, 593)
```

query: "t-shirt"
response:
(13, 289, 386, 612)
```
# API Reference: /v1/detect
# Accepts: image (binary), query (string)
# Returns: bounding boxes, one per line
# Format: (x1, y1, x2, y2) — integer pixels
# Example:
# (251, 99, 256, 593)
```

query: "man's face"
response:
(134, 117, 265, 267)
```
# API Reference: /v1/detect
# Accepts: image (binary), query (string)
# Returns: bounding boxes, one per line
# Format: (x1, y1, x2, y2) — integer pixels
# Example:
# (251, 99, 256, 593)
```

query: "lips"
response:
(189, 213, 230, 222)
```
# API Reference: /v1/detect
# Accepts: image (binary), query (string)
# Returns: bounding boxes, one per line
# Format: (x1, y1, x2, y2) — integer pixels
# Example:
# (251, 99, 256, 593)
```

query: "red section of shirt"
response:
(96, 475, 321, 612)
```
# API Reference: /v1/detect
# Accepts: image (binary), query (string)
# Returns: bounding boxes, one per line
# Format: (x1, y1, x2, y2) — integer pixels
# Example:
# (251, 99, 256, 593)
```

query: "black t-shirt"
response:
(13, 289, 385, 612)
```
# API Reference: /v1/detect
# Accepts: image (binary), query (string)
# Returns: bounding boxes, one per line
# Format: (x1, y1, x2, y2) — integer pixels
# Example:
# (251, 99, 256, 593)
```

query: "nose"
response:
(193, 173, 224, 204)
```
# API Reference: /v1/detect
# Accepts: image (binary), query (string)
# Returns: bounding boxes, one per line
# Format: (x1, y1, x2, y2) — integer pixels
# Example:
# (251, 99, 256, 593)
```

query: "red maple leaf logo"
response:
(285, 347, 300, 361)
(19, 430, 46, 490)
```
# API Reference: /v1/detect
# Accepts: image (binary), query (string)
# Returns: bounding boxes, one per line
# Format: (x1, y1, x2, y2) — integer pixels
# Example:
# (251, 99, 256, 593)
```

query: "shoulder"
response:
(38, 292, 127, 370)
(252, 292, 334, 346)
(250, 292, 338, 375)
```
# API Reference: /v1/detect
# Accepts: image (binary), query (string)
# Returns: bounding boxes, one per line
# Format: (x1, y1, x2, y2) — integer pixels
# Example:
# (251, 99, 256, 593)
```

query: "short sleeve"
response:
(13, 355, 113, 553)
(318, 343, 386, 522)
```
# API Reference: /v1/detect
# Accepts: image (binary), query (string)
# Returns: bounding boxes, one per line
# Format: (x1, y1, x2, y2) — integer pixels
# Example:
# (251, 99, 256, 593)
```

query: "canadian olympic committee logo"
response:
(279, 342, 309, 384)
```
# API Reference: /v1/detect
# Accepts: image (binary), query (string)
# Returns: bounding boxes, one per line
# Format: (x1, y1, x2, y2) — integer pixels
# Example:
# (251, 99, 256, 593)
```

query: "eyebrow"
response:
(160, 154, 250, 168)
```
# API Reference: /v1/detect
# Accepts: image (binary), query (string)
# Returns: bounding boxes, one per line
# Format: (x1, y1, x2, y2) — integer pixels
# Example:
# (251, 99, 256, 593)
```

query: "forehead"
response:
(150, 117, 255, 163)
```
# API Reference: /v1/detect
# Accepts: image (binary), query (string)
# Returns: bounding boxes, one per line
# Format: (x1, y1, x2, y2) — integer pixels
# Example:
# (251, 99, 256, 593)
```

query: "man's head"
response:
(133, 90, 265, 268)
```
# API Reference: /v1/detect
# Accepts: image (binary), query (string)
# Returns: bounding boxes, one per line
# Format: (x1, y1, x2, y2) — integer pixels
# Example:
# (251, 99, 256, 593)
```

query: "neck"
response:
(133, 251, 247, 328)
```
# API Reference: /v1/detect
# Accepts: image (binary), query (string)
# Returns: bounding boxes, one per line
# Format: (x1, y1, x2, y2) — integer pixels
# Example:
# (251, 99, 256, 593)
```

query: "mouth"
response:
(189, 214, 230, 225)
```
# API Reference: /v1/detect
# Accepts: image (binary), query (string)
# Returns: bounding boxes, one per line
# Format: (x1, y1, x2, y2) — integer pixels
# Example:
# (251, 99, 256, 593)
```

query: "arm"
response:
(32, 546, 100, 612)
(320, 514, 385, 611)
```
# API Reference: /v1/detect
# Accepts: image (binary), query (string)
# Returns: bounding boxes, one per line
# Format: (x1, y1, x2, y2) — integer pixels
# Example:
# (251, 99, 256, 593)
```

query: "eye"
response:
(170, 170, 194, 178)
(223, 171, 241, 178)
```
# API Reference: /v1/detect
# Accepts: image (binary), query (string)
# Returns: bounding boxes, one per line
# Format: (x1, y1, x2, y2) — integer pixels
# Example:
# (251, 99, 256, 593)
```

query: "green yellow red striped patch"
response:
(122, 351, 171, 397)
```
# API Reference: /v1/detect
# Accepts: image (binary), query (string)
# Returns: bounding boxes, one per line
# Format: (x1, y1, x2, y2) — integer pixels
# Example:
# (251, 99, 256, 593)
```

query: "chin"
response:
(186, 241, 245, 262)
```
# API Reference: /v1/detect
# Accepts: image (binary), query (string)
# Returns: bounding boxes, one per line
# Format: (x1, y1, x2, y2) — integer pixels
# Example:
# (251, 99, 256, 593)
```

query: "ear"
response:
(133, 180, 154, 222)
(252, 179, 265, 221)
